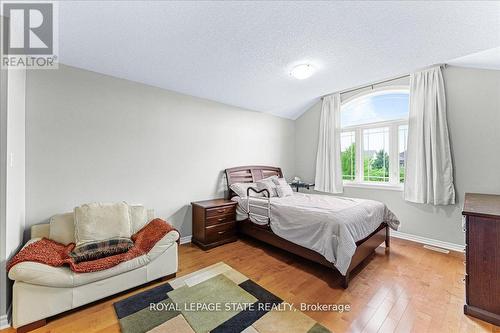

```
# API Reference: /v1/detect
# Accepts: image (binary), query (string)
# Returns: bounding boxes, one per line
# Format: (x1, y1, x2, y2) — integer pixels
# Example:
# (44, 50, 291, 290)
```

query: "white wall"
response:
(1, 13, 27, 323)
(0, 66, 8, 326)
(0, 66, 26, 324)
(25, 64, 295, 237)
(295, 66, 500, 246)
(5, 70, 26, 257)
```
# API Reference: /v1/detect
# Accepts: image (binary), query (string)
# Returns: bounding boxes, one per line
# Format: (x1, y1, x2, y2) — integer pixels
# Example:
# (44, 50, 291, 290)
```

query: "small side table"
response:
(191, 199, 237, 250)
(289, 182, 315, 192)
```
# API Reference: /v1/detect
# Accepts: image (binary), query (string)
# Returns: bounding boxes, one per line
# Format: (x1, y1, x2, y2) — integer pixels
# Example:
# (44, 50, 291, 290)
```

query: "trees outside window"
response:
(340, 88, 409, 187)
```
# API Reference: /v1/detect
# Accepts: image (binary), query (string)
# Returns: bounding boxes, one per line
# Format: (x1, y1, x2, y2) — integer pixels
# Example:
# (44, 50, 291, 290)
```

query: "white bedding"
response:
(234, 193, 399, 275)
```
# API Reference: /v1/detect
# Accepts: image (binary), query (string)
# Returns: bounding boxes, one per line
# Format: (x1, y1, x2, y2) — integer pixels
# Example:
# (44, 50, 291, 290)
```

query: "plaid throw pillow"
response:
(69, 237, 134, 263)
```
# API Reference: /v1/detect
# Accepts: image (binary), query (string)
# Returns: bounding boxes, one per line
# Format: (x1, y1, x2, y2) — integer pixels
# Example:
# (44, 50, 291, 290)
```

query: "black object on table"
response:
(289, 182, 315, 192)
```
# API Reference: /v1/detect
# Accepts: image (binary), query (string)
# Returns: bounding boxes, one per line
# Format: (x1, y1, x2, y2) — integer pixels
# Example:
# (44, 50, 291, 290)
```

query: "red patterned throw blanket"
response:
(7, 218, 178, 273)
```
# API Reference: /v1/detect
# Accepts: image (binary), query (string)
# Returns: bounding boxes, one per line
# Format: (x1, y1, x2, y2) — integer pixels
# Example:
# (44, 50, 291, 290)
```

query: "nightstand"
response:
(191, 199, 237, 250)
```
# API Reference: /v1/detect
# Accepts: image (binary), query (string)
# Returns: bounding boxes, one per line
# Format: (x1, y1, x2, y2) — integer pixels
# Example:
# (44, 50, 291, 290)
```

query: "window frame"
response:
(340, 87, 409, 191)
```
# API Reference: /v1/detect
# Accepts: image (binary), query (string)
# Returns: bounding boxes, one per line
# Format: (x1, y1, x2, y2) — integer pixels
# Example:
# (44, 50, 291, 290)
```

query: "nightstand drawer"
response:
(206, 214, 235, 226)
(206, 205, 236, 218)
(206, 221, 236, 243)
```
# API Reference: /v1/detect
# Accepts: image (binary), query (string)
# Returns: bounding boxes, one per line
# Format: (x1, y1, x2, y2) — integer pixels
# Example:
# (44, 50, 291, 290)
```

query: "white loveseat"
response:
(8, 208, 179, 329)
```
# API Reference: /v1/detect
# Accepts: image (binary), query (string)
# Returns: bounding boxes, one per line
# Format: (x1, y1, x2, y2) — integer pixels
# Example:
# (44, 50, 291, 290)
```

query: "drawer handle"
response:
(218, 231, 226, 235)
(218, 217, 226, 222)
(217, 209, 225, 213)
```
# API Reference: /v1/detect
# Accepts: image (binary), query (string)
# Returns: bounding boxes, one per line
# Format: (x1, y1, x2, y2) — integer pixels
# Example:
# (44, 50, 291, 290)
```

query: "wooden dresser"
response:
(191, 199, 237, 250)
(462, 193, 500, 326)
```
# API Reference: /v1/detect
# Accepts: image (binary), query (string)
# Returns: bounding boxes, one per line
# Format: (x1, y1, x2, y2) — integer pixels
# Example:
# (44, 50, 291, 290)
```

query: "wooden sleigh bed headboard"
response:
(225, 165, 283, 198)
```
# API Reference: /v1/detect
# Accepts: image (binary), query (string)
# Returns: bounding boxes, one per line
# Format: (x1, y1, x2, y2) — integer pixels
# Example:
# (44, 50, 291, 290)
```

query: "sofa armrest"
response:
(31, 224, 50, 239)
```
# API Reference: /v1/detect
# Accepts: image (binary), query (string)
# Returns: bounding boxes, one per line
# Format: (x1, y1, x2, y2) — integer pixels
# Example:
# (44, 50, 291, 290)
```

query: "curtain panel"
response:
(404, 66, 455, 205)
(314, 93, 343, 194)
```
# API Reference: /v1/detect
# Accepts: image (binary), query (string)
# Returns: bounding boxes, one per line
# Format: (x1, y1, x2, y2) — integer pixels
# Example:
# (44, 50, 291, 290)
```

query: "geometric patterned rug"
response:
(113, 262, 331, 333)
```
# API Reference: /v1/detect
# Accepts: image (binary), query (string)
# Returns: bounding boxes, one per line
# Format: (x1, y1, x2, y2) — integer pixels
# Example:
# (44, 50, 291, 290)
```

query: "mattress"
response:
(233, 193, 400, 275)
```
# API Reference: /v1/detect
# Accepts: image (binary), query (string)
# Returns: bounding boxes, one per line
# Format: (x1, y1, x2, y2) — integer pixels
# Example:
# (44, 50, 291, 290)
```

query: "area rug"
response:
(113, 262, 331, 333)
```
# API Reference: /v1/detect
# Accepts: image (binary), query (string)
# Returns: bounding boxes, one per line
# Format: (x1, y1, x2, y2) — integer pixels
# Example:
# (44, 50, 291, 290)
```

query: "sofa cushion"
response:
(146, 209, 154, 224)
(49, 213, 75, 245)
(8, 230, 180, 288)
(74, 202, 131, 246)
(47, 206, 154, 245)
(69, 237, 134, 263)
(31, 223, 50, 239)
(130, 205, 148, 233)
(73, 230, 179, 287)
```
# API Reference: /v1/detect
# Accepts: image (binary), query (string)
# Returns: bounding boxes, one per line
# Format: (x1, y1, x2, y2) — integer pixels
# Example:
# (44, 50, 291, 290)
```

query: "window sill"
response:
(343, 182, 404, 192)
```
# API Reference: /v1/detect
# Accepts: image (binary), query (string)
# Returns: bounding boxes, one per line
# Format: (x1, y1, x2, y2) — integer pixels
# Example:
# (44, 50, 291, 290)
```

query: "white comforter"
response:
(234, 193, 399, 275)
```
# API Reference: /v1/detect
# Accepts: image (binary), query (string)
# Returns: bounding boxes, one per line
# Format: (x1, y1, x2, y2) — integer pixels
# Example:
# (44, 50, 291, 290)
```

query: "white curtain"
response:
(404, 66, 455, 205)
(314, 93, 343, 194)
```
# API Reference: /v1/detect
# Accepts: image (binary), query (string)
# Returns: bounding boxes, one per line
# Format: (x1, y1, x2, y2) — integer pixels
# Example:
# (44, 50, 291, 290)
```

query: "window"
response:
(398, 124, 408, 183)
(340, 131, 356, 181)
(340, 88, 409, 188)
(363, 127, 390, 182)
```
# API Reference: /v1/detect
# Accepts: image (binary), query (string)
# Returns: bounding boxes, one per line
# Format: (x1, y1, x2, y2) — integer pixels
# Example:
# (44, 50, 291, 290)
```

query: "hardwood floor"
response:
(2, 237, 498, 333)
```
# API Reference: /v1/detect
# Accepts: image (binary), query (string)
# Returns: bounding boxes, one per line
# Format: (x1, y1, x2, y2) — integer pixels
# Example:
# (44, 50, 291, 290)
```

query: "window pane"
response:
(341, 131, 356, 181)
(341, 91, 409, 128)
(399, 125, 408, 183)
(363, 127, 389, 182)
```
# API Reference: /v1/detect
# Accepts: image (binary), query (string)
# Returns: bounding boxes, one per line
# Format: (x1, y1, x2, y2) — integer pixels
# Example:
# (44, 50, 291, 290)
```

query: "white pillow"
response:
(230, 182, 263, 198)
(272, 177, 288, 187)
(272, 178, 294, 197)
(129, 205, 148, 234)
(276, 184, 294, 197)
(49, 212, 75, 245)
(256, 176, 279, 197)
(146, 208, 154, 224)
(74, 202, 132, 245)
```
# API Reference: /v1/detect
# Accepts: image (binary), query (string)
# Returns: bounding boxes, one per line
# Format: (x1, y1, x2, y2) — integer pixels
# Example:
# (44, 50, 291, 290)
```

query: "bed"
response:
(225, 165, 400, 288)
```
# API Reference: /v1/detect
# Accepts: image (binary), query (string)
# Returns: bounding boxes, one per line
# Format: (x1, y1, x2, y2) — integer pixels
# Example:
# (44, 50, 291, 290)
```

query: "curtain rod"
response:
(321, 63, 447, 98)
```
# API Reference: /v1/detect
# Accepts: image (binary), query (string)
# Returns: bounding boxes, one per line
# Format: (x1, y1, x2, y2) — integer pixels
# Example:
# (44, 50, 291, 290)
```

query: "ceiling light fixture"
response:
(290, 64, 315, 80)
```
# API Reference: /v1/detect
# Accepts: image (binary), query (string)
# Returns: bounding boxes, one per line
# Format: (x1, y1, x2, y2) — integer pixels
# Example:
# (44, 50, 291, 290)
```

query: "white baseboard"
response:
(180, 235, 192, 245)
(178, 231, 463, 253)
(391, 230, 464, 253)
(0, 305, 11, 329)
(0, 315, 8, 330)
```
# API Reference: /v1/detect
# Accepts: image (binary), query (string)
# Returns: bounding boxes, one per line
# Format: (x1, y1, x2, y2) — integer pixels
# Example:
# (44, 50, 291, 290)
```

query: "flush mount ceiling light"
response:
(290, 64, 316, 80)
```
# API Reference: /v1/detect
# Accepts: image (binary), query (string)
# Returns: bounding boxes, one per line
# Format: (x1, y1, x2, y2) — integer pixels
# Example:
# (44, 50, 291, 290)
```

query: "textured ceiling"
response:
(448, 47, 500, 71)
(59, 1, 500, 119)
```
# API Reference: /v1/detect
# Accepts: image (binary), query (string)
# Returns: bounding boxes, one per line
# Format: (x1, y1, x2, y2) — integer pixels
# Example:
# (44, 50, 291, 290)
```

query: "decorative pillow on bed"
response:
(256, 176, 279, 197)
(272, 178, 294, 197)
(276, 184, 294, 197)
(230, 182, 263, 198)
(69, 237, 134, 263)
(272, 177, 288, 187)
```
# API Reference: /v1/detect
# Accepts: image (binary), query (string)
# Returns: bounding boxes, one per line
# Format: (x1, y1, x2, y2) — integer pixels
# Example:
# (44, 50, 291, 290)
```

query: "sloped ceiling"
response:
(448, 47, 500, 71)
(58, 1, 500, 119)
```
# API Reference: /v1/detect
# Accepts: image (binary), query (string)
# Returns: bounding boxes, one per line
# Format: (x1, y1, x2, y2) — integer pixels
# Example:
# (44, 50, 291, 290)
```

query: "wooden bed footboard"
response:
(343, 222, 389, 288)
(238, 219, 389, 288)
